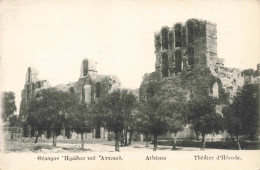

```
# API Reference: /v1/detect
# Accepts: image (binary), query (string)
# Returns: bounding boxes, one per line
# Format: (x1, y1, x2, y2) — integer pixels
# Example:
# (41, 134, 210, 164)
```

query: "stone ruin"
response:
(20, 58, 121, 139)
(139, 18, 260, 141)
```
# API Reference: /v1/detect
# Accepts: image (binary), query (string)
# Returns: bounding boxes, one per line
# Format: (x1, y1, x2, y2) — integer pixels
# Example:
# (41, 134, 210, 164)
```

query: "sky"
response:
(0, 0, 259, 114)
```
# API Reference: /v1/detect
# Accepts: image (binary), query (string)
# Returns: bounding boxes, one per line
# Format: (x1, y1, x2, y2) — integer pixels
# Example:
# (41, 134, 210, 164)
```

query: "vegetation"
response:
(67, 103, 93, 149)
(95, 89, 137, 151)
(138, 97, 169, 151)
(1, 91, 17, 122)
(186, 96, 223, 150)
(27, 88, 77, 145)
(223, 84, 259, 150)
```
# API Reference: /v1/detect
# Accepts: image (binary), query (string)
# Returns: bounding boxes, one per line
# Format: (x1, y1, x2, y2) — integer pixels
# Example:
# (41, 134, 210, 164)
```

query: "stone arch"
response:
(36, 93, 40, 98)
(26, 84, 30, 100)
(188, 47, 195, 65)
(162, 53, 169, 77)
(32, 83, 35, 92)
(175, 50, 182, 73)
(212, 82, 219, 98)
(187, 21, 194, 44)
(69, 87, 75, 93)
(27, 67, 31, 82)
(175, 24, 182, 47)
(95, 82, 101, 98)
(83, 60, 88, 76)
(82, 84, 91, 104)
(37, 82, 41, 88)
(81, 85, 85, 102)
(154, 34, 161, 52)
(169, 31, 173, 49)
(161, 28, 168, 50)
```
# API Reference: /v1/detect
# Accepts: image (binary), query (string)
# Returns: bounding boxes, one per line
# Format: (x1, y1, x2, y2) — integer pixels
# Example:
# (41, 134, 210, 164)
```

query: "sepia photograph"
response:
(0, 0, 260, 169)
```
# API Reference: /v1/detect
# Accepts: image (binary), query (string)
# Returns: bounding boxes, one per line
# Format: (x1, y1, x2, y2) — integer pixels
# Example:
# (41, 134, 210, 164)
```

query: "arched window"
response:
(36, 93, 40, 98)
(69, 87, 75, 93)
(95, 82, 101, 98)
(82, 84, 91, 104)
(175, 50, 182, 73)
(187, 21, 194, 44)
(161, 28, 168, 50)
(162, 53, 169, 77)
(175, 24, 182, 47)
(32, 83, 35, 92)
(82, 85, 85, 102)
(188, 47, 194, 65)
(37, 82, 41, 88)
(26, 84, 30, 100)
(169, 32, 173, 49)
(27, 67, 31, 82)
(83, 60, 88, 76)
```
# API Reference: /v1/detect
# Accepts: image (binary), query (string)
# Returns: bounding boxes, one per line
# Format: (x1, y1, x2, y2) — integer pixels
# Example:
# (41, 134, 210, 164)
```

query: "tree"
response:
(8, 115, 19, 127)
(165, 102, 187, 150)
(67, 103, 93, 149)
(136, 102, 151, 147)
(186, 96, 223, 150)
(223, 84, 259, 150)
(159, 84, 188, 150)
(1, 91, 17, 122)
(27, 88, 77, 145)
(93, 89, 137, 151)
(139, 97, 169, 151)
(27, 95, 48, 143)
(103, 90, 125, 151)
(120, 90, 137, 146)
(90, 95, 111, 139)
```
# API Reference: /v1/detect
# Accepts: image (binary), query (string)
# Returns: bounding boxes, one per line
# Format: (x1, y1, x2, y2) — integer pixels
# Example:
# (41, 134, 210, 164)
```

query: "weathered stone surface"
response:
(20, 58, 121, 138)
(139, 18, 260, 140)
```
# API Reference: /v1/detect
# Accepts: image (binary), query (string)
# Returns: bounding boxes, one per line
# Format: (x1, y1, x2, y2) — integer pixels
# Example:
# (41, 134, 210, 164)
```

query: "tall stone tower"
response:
(80, 58, 97, 78)
(154, 19, 217, 77)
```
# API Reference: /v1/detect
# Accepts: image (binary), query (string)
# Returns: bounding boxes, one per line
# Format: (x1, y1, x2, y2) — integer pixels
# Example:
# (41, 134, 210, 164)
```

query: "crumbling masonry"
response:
(139, 18, 260, 140)
(20, 58, 121, 139)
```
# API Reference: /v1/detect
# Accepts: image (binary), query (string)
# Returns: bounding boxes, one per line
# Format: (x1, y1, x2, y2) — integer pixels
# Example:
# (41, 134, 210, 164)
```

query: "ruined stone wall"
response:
(140, 19, 254, 105)
(141, 19, 221, 102)
(53, 59, 121, 104)
(19, 58, 121, 138)
(154, 19, 210, 78)
(139, 19, 252, 140)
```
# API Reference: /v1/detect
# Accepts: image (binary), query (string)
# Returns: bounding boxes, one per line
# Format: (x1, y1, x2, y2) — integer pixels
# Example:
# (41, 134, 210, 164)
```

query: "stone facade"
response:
(20, 58, 120, 139)
(140, 18, 260, 141)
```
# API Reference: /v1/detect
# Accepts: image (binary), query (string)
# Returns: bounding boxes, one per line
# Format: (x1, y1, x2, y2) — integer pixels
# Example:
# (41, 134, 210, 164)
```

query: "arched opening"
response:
(188, 47, 195, 65)
(162, 53, 169, 77)
(27, 67, 31, 82)
(212, 82, 219, 98)
(161, 28, 168, 50)
(187, 21, 194, 44)
(32, 83, 35, 92)
(169, 32, 173, 49)
(83, 60, 88, 76)
(175, 24, 182, 47)
(36, 93, 40, 98)
(69, 87, 75, 93)
(82, 84, 91, 104)
(175, 50, 182, 73)
(81, 85, 85, 103)
(26, 84, 30, 100)
(146, 86, 155, 99)
(95, 82, 101, 98)
(37, 82, 41, 88)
